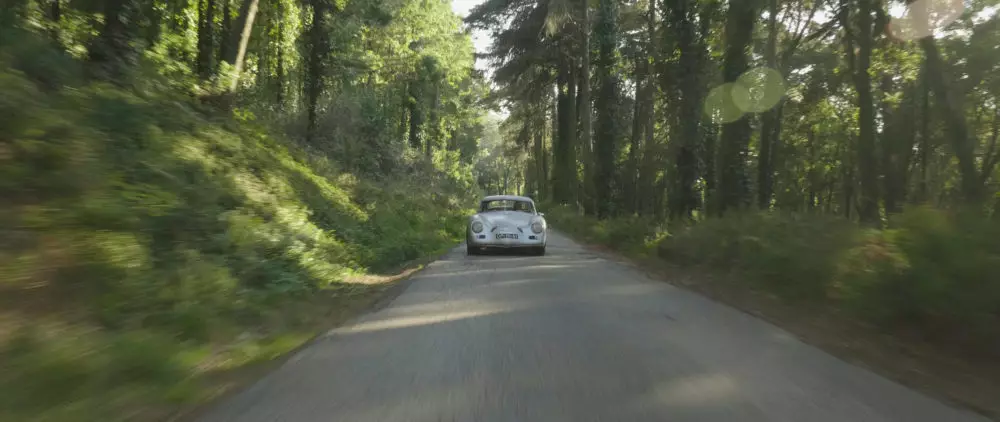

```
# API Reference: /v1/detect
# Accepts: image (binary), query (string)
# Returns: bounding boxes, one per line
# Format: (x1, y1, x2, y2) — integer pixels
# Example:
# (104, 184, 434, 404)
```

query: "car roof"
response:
(481, 195, 534, 203)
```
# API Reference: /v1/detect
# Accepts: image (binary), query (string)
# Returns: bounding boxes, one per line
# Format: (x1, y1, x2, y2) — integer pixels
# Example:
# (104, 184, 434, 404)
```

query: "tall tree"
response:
(197, 0, 217, 79)
(593, 0, 619, 217)
(667, 0, 707, 219)
(579, 0, 596, 215)
(634, 0, 657, 216)
(756, 0, 830, 210)
(222, 0, 261, 91)
(88, 0, 140, 82)
(716, 0, 757, 214)
(553, 53, 579, 205)
(305, 0, 328, 144)
(917, 37, 981, 203)
(756, 0, 780, 209)
(840, 0, 880, 225)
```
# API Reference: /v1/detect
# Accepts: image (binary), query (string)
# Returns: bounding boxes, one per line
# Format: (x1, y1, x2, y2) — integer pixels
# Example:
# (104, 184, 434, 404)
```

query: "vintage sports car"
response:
(467, 195, 547, 256)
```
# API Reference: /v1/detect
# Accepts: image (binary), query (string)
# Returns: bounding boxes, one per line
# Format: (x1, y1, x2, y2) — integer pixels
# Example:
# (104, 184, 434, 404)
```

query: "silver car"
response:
(466, 195, 547, 256)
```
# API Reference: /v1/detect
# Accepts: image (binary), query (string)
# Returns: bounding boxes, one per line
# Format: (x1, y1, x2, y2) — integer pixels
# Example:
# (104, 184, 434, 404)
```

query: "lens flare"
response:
(704, 83, 745, 124)
(733, 67, 786, 113)
(887, 0, 964, 41)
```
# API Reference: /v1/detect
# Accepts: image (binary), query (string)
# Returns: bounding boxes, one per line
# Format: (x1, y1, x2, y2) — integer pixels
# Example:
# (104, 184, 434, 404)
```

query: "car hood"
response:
(475, 211, 538, 228)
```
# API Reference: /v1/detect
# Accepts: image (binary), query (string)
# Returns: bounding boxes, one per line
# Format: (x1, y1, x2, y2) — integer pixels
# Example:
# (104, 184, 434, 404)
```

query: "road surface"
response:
(197, 231, 989, 422)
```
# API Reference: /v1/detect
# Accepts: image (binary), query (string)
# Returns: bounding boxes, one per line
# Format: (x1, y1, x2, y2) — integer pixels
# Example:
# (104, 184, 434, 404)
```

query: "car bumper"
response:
(468, 232, 546, 248)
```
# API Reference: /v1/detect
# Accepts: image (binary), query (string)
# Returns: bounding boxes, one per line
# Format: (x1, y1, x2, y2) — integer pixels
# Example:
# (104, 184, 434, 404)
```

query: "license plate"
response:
(495, 233, 519, 240)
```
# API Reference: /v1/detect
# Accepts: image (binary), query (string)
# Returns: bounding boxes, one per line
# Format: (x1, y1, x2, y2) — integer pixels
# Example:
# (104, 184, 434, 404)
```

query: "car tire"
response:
(467, 244, 479, 256)
(535, 246, 546, 256)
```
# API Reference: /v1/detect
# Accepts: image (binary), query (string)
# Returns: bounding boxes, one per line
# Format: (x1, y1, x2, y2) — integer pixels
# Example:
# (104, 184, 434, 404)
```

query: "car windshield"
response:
(480, 199, 534, 213)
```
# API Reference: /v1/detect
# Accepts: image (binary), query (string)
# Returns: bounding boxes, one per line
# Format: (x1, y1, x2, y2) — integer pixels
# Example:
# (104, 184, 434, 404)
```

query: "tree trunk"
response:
(756, 0, 779, 210)
(555, 72, 570, 204)
(197, 0, 216, 79)
(222, 0, 260, 91)
(305, 0, 326, 144)
(627, 50, 645, 215)
(807, 130, 819, 210)
(634, 0, 656, 216)
(219, 0, 232, 64)
(399, 84, 409, 139)
(579, 0, 595, 216)
(408, 98, 421, 149)
(88, 0, 137, 82)
(533, 120, 544, 199)
(670, 0, 703, 220)
(843, 165, 855, 219)
(841, 0, 880, 226)
(594, 0, 619, 218)
(880, 74, 897, 214)
(547, 92, 557, 200)
(905, 0, 978, 203)
(554, 56, 579, 205)
(918, 65, 930, 202)
(49, 0, 61, 42)
(274, 0, 287, 106)
(716, 0, 757, 215)
(882, 76, 917, 215)
(702, 122, 718, 216)
(567, 59, 578, 203)
(918, 37, 981, 203)
(426, 79, 440, 159)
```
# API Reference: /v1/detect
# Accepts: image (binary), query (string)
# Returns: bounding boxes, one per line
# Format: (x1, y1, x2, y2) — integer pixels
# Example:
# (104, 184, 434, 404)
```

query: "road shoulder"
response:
(167, 244, 462, 422)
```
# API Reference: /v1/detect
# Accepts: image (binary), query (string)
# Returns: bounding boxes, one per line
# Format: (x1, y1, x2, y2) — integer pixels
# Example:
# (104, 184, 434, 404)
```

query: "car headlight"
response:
(531, 222, 543, 233)
(472, 221, 484, 233)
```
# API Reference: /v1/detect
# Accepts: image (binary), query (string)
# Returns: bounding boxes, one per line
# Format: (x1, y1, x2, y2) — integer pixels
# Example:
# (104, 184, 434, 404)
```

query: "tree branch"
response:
(781, 4, 840, 69)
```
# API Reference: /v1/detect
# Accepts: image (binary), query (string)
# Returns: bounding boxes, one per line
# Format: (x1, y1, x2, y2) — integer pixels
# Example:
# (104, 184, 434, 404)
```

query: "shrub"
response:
(547, 203, 1000, 356)
(836, 207, 1000, 354)
(541, 204, 664, 255)
(658, 212, 857, 300)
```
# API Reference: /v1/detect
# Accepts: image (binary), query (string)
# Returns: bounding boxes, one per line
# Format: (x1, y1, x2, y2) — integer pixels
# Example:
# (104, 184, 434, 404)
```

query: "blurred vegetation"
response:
(546, 205, 1000, 360)
(0, 0, 483, 414)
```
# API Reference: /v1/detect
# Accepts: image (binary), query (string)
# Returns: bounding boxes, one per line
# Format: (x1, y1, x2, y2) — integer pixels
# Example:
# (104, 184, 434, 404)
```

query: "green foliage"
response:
(652, 208, 1000, 356)
(543, 203, 664, 256)
(835, 207, 1000, 353)
(659, 212, 857, 300)
(0, 326, 190, 420)
(0, 25, 477, 420)
(551, 199, 1000, 356)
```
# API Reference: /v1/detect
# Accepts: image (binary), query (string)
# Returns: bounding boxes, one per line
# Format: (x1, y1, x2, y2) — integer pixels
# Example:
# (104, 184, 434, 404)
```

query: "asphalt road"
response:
(197, 231, 989, 422)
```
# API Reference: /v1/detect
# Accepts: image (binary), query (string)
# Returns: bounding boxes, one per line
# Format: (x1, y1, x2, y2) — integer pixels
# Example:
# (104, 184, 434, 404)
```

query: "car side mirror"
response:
(538, 212, 545, 217)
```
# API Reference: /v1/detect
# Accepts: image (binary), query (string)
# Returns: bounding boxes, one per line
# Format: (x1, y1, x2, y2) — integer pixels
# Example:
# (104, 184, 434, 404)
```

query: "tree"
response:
(666, 0, 709, 219)
(592, 0, 619, 217)
(716, 0, 758, 214)
(840, 0, 881, 225)
(222, 0, 261, 91)
(88, 0, 141, 82)
(197, 0, 217, 79)
(578, 0, 596, 215)
(304, 0, 328, 144)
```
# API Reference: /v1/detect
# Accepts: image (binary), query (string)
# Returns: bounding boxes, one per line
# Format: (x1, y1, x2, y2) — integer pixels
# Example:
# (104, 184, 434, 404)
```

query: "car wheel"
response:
(467, 244, 478, 256)
(535, 246, 546, 256)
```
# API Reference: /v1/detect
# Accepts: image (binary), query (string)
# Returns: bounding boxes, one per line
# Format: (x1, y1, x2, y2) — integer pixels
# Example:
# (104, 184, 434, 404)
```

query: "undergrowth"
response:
(0, 30, 472, 421)
(545, 205, 1000, 359)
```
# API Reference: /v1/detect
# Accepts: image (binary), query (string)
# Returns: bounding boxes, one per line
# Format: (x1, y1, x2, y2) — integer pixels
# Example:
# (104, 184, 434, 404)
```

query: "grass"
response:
(0, 29, 473, 422)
